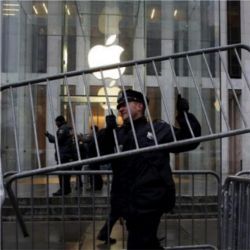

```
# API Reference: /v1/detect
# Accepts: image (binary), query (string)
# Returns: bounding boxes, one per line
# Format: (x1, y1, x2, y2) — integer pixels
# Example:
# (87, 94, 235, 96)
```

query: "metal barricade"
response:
(235, 170, 250, 176)
(1, 44, 250, 175)
(1, 43, 250, 249)
(221, 176, 250, 250)
(1, 170, 219, 250)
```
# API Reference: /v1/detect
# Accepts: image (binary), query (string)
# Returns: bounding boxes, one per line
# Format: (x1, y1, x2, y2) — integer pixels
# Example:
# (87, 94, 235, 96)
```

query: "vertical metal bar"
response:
(186, 55, 213, 134)
(191, 174, 194, 245)
(46, 175, 50, 249)
(106, 172, 111, 246)
(28, 84, 41, 169)
(31, 176, 34, 249)
(62, 176, 65, 249)
(0, 197, 2, 250)
(0, 160, 4, 250)
(217, 175, 222, 250)
(178, 174, 181, 245)
(232, 182, 237, 249)
(202, 53, 230, 130)
(247, 185, 250, 249)
(77, 172, 81, 247)
(243, 184, 247, 250)
(237, 183, 241, 249)
(169, 59, 195, 138)
(64, 76, 81, 160)
(81, 74, 100, 157)
(239, 183, 245, 249)
(152, 60, 177, 141)
(222, 190, 228, 249)
(205, 174, 208, 243)
(100, 70, 120, 153)
(244, 183, 248, 250)
(47, 79, 61, 164)
(219, 51, 248, 127)
(92, 174, 96, 250)
(4, 181, 29, 237)
(228, 183, 233, 249)
(10, 87, 21, 172)
(238, 182, 242, 249)
(134, 63, 158, 145)
(231, 182, 235, 249)
(15, 180, 19, 250)
(234, 48, 250, 93)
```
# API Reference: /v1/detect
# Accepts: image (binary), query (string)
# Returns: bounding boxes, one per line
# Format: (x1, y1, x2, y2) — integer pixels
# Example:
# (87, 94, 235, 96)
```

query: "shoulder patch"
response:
(58, 129, 64, 134)
(146, 131, 154, 140)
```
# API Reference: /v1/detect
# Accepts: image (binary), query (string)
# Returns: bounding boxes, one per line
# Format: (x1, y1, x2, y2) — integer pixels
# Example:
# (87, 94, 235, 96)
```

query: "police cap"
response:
(117, 89, 149, 110)
(55, 115, 66, 123)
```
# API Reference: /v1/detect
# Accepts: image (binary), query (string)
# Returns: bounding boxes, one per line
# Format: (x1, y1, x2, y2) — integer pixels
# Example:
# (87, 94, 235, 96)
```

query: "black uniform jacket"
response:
(47, 123, 74, 163)
(90, 113, 201, 218)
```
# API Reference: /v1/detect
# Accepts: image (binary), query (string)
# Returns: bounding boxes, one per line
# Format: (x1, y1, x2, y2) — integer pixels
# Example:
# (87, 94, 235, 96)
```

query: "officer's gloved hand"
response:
(106, 114, 117, 130)
(45, 131, 50, 137)
(176, 94, 189, 114)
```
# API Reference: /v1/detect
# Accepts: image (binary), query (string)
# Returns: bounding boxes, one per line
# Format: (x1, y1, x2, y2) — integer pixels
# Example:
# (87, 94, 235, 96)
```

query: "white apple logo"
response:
(97, 86, 121, 110)
(88, 35, 126, 80)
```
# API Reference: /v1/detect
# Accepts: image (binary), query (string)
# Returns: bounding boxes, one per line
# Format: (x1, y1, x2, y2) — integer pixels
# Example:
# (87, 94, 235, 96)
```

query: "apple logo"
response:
(88, 34, 126, 80)
(97, 86, 121, 110)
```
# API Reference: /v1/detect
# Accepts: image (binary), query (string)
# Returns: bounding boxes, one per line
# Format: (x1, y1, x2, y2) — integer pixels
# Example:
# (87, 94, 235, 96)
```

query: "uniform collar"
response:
(123, 116, 147, 129)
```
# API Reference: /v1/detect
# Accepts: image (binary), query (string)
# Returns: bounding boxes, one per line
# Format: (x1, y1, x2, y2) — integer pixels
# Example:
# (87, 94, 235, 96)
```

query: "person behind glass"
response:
(45, 115, 75, 196)
(93, 89, 201, 249)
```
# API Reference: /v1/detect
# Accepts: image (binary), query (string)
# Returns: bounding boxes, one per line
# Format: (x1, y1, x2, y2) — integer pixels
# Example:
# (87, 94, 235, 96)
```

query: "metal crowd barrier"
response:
(1, 170, 220, 250)
(235, 170, 250, 176)
(1, 43, 250, 248)
(221, 176, 250, 250)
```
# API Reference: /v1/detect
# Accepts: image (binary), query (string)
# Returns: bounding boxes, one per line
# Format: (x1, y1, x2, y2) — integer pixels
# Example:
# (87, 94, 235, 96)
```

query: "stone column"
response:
(75, 2, 91, 135)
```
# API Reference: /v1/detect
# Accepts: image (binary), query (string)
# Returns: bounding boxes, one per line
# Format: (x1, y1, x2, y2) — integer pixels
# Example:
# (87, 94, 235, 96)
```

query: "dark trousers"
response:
(58, 158, 72, 192)
(59, 174, 71, 192)
(98, 213, 120, 239)
(126, 212, 163, 250)
(74, 165, 83, 188)
(89, 174, 103, 190)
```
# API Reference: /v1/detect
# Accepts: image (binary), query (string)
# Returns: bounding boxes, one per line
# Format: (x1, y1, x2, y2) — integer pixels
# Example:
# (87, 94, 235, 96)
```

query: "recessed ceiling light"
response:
(3, 3, 19, 7)
(150, 8, 155, 19)
(3, 8, 19, 12)
(33, 5, 38, 15)
(3, 13, 16, 16)
(43, 3, 48, 14)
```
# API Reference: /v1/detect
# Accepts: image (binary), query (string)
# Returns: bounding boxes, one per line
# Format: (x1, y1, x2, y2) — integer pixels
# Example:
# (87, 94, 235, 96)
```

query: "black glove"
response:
(106, 114, 117, 129)
(45, 131, 49, 137)
(176, 94, 189, 113)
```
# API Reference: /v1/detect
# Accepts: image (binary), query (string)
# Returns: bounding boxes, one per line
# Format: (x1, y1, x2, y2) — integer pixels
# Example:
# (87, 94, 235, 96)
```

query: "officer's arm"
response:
(46, 133, 55, 143)
(171, 112, 201, 152)
(155, 113, 201, 153)
(88, 128, 115, 158)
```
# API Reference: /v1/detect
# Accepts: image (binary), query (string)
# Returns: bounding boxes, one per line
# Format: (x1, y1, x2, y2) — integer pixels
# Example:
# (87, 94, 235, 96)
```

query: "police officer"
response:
(45, 115, 75, 196)
(93, 89, 201, 249)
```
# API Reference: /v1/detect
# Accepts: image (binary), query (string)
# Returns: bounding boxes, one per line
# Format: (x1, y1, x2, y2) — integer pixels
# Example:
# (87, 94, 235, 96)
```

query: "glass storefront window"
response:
(2, 11, 18, 72)
(1, 1, 221, 174)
